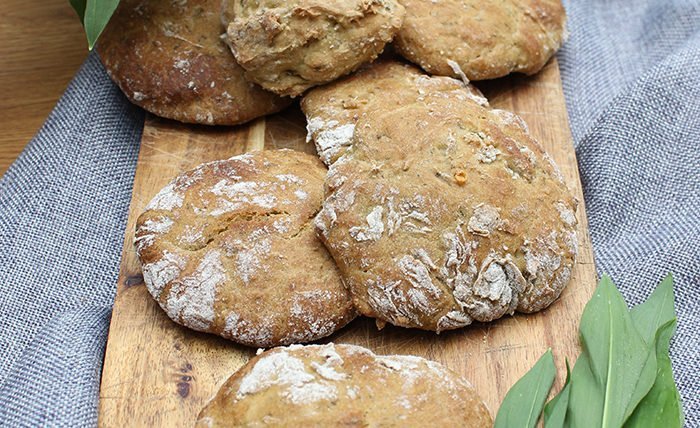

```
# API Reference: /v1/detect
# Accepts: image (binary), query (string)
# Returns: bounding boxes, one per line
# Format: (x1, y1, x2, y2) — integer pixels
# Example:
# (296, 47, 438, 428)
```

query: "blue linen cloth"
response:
(0, 0, 698, 425)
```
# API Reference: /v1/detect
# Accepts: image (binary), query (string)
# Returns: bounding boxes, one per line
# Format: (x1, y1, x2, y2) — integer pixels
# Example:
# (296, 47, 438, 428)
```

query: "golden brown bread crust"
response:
(135, 150, 355, 347)
(394, 0, 567, 80)
(302, 60, 488, 165)
(98, 0, 291, 125)
(224, 0, 405, 97)
(196, 343, 492, 427)
(314, 71, 578, 331)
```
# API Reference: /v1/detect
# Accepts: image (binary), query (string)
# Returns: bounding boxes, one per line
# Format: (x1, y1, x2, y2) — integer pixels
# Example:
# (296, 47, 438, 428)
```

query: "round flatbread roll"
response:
(223, 0, 405, 97)
(98, 0, 290, 125)
(394, 0, 567, 80)
(196, 343, 492, 427)
(315, 90, 578, 332)
(302, 59, 488, 165)
(135, 150, 355, 347)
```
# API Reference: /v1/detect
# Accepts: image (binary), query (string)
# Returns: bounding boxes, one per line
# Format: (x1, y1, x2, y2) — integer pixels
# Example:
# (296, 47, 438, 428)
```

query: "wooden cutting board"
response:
(98, 58, 596, 426)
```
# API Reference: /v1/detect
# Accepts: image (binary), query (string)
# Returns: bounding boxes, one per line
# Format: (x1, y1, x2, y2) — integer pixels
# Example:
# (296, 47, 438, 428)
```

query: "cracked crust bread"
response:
(98, 0, 290, 125)
(223, 0, 405, 97)
(302, 60, 488, 165)
(315, 90, 578, 332)
(196, 343, 492, 427)
(394, 0, 567, 80)
(134, 150, 355, 347)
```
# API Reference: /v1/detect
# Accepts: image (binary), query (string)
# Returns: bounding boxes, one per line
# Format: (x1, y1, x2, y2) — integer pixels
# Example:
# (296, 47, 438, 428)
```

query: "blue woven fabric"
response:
(0, 0, 698, 425)
(0, 54, 143, 426)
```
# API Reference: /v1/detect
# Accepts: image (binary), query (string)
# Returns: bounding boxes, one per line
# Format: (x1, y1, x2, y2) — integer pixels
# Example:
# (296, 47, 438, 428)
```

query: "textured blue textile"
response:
(0, 0, 699, 425)
(0, 54, 143, 426)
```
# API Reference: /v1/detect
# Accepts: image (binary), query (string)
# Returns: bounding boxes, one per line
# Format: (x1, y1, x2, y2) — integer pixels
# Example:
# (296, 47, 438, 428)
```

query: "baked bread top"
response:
(394, 0, 567, 80)
(98, 0, 290, 125)
(224, 0, 405, 97)
(196, 343, 492, 427)
(315, 81, 578, 331)
(302, 60, 488, 165)
(135, 150, 355, 347)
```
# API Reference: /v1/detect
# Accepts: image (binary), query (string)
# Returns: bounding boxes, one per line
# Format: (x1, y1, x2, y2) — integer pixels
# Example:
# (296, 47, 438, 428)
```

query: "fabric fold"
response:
(0, 307, 112, 427)
(0, 52, 143, 427)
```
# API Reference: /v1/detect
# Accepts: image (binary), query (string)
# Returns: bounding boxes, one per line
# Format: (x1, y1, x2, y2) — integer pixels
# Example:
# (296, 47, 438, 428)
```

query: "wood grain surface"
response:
(0, 0, 87, 175)
(99, 58, 596, 426)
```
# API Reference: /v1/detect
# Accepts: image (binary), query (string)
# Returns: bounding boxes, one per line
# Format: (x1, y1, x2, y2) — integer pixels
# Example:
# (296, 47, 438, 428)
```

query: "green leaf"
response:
(83, 0, 121, 49)
(495, 349, 556, 428)
(629, 274, 675, 346)
(69, 0, 87, 22)
(623, 339, 659, 423)
(565, 275, 657, 428)
(625, 275, 683, 427)
(543, 360, 571, 428)
(497, 275, 683, 428)
(624, 320, 683, 427)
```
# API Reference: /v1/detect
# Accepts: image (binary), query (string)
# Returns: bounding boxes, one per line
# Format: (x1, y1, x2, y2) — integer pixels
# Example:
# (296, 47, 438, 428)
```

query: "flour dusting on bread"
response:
(197, 344, 493, 426)
(135, 150, 355, 347)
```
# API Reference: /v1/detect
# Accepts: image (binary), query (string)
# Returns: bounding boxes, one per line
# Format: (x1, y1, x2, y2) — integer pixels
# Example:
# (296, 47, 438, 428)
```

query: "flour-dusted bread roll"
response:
(315, 87, 578, 332)
(135, 150, 356, 347)
(302, 60, 488, 165)
(98, 0, 290, 125)
(196, 343, 492, 427)
(394, 0, 567, 80)
(223, 0, 405, 97)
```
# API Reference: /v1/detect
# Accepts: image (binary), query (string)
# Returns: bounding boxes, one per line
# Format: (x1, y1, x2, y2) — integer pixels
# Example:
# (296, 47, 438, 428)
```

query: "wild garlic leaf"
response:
(622, 339, 658, 423)
(84, 0, 120, 49)
(625, 275, 683, 427)
(564, 352, 599, 427)
(629, 275, 675, 346)
(543, 360, 571, 428)
(624, 319, 683, 427)
(625, 274, 677, 423)
(498, 275, 682, 428)
(494, 349, 556, 428)
(565, 275, 657, 428)
(68, 0, 87, 22)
